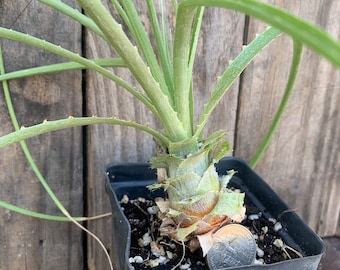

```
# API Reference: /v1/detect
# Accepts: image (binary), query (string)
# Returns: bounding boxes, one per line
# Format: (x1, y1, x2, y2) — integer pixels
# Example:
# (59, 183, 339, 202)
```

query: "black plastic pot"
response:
(105, 157, 325, 270)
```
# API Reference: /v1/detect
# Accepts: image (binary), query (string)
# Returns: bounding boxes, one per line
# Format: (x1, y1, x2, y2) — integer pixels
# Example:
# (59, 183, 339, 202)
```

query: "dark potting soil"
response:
(121, 194, 302, 270)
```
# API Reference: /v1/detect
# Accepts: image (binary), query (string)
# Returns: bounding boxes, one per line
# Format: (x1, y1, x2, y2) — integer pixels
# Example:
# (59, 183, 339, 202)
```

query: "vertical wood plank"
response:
(235, 0, 340, 237)
(84, 2, 245, 268)
(0, 1, 84, 269)
(1, 1, 339, 269)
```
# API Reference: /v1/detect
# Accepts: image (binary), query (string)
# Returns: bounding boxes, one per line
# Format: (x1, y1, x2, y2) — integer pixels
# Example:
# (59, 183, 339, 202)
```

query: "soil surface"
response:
(121, 195, 301, 270)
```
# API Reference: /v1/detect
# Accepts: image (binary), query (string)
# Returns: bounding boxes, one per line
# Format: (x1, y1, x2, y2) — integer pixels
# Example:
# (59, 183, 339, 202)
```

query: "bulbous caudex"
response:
(149, 137, 245, 243)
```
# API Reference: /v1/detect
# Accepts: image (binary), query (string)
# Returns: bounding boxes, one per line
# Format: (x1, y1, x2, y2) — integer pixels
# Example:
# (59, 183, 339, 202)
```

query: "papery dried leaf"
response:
(188, 237, 201, 253)
(230, 205, 246, 223)
(159, 216, 176, 228)
(176, 222, 198, 241)
(155, 197, 169, 213)
(197, 231, 214, 257)
(159, 219, 177, 239)
(157, 168, 167, 182)
(179, 191, 218, 217)
(168, 208, 182, 217)
(195, 214, 227, 235)
(173, 212, 199, 227)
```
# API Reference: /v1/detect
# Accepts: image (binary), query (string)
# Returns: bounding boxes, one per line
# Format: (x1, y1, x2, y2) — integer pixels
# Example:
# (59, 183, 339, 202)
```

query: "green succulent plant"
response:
(0, 0, 339, 268)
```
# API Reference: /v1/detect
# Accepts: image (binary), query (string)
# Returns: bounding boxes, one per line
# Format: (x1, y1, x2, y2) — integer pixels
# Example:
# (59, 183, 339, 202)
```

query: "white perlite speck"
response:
(147, 206, 158, 215)
(268, 217, 277, 224)
(150, 241, 165, 256)
(274, 222, 283, 232)
(248, 214, 259, 220)
(128, 256, 143, 264)
(179, 263, 191, 269)
(138, 232, 152, 247)
(146, 259, 159, 267)
(273, 238, 284, 248)
(261, 226, 268, 234)
(121, 194, 129, 204)
(254, 258, 264, 265)
(256, 247, 265, 257)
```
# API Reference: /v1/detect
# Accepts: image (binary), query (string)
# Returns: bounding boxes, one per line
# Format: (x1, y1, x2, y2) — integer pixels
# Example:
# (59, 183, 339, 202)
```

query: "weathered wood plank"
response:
(0, 1, 83, 269)
(84, 2, 245, 268)
(1, 1, 339, 270)
(235, 0, 340, 237)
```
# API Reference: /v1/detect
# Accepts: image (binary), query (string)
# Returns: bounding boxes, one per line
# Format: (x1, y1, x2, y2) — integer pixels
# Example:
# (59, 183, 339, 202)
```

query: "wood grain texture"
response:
(0, 1, 84, 269)
(235, 0, 340, 237)
(0, 1, 339, 269)
(84, 2, 162, 269)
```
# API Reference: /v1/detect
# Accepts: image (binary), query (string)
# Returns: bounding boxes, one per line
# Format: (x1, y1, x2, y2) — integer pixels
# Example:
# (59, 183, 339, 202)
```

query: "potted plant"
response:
(0, 0, 339, 269)
(105, 157, 326, 269)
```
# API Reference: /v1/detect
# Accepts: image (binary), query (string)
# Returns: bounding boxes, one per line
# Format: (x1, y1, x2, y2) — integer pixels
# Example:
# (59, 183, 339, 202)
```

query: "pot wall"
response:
(105, 157, 325, 270)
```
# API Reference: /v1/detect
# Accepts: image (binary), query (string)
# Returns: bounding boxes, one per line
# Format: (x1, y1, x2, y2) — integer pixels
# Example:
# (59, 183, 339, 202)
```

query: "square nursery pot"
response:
(105, 157, 325, 270)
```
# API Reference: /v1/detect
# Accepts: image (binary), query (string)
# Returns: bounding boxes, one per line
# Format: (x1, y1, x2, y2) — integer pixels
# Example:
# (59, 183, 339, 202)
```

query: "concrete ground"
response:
(318, 237, 340, 270)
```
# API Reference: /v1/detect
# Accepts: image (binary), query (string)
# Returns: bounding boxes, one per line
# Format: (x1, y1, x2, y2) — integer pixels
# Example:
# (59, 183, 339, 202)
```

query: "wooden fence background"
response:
(0, 0, 339, 269)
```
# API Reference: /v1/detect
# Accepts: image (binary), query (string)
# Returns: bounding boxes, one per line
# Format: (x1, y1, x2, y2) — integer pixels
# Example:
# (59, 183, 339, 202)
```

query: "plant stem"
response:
(173, 6, 198, 137)
(0, 200, 111, 221)
(0, 42, 69, 218)
(0, 117, 170, 149)
(195, 27, 282, 137)
(250, 41, 304, 168)
(0, 58, 126, 81)
(38, 0, 106, 40)
(187, 7, 205, 133)
(120, 0, 171, 102)
(0, 43, 113, 270)
(78, 0, 187, 142)
(180, 0, 340, 67)
(147, 0, 174, 100)
(0, 27, 156, 114)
